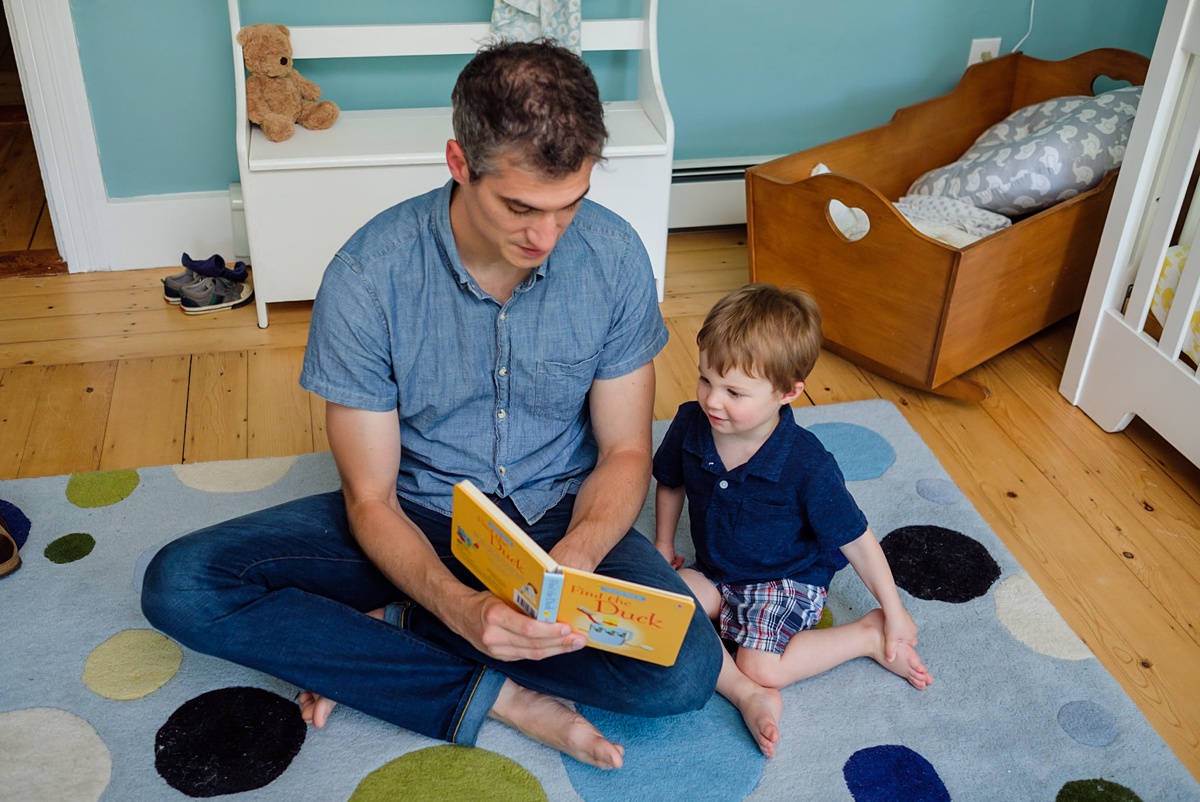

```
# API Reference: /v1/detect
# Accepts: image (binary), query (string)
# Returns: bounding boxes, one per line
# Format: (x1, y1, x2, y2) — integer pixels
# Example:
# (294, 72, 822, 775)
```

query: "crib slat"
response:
(1123, 55, 1200, 333)
(1159, 219, 1200, 361)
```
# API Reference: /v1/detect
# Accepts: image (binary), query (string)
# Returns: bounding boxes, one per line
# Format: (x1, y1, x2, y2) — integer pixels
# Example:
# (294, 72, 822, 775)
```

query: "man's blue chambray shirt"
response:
(300, 181, 669, 525)
(652, 401, 867, 587)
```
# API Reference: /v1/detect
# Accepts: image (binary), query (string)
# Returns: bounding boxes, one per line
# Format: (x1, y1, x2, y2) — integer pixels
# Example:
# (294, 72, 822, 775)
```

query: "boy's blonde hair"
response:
(697, 283, 822, 394)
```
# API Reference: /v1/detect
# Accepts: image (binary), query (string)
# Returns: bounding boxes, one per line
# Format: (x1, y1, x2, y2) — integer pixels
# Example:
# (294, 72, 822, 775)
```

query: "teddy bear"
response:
(236, 23, 339, 142)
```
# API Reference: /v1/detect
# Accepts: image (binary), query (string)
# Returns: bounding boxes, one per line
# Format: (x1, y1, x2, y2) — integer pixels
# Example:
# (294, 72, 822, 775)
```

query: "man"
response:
(142, 39, 722, 770)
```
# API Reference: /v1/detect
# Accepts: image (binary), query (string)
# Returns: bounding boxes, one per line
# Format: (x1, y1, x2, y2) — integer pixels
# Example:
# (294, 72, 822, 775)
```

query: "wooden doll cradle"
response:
(746, 49, 1150, 401)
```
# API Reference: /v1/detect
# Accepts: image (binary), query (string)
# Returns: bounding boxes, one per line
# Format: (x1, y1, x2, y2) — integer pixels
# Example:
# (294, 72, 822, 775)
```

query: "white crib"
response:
(1061, 0, 1200, 469)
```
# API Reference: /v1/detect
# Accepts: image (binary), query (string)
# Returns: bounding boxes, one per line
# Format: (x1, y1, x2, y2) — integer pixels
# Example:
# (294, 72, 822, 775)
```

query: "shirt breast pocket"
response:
(533, 352, 601, 421)
(731, 497, 798, 551)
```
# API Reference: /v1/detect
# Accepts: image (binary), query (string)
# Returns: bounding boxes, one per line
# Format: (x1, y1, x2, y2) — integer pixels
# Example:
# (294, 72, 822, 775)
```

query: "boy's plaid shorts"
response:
(716, 578, 828, 655)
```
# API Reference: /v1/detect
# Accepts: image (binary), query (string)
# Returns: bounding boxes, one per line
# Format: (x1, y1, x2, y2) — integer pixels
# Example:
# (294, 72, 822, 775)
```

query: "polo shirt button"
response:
(498, 410, 507, 419)
(718, 480, 729, 489)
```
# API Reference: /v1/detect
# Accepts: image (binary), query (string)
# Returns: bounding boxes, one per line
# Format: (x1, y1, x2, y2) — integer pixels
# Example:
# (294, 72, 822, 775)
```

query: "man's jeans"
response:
(140, 490, 722, 746)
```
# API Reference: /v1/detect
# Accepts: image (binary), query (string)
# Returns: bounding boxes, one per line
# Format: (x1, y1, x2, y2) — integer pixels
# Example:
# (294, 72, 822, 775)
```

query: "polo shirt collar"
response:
(683, 404, 797, 480)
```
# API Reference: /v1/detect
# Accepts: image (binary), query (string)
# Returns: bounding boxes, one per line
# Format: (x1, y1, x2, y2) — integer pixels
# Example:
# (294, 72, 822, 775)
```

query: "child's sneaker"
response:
(162, 254, 250, 303)
(179, 276, 255, 314)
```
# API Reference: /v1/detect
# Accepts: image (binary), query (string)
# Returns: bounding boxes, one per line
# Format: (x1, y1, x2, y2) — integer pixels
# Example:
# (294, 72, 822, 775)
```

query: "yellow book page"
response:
(451, 482, 557, 621)
(558, 568, 695, 667)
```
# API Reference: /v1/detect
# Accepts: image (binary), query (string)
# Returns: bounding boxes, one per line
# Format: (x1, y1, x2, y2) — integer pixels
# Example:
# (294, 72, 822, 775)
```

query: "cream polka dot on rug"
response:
(65, 469, 139, 508)
(0, 708, 111, 802)
(349, 745, 546, 802)
(83, 629, 182, 700)
(995, 574, 1093, 660)
(173, 456, 297, 492)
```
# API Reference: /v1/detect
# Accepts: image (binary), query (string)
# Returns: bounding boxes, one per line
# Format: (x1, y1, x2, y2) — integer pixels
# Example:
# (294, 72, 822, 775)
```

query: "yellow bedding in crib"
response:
(1150, 244, 1200, 363)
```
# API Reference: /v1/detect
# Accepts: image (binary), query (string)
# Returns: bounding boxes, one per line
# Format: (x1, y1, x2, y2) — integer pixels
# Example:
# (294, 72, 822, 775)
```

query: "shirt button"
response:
(498, 466, 506, 475)
(498, 409, 507, 419)
(498, 367, 507, 376)
(718, 480, 729, 489)
(499, 312, 507, 321)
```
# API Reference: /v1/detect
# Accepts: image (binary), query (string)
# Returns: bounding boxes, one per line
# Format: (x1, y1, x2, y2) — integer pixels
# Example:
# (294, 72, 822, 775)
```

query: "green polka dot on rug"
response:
(65, 470, 139, 508)
(350, 746, 546, 802)
(44, 532, 96, 564)
(83, 630, 182, 701)
(1057, 778, 1143, 801)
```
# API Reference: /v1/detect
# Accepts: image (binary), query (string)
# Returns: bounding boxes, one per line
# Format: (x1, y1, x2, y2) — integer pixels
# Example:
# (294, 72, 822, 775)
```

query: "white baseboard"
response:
(79, 191, 236, 272)
(668, 178, 747, 229)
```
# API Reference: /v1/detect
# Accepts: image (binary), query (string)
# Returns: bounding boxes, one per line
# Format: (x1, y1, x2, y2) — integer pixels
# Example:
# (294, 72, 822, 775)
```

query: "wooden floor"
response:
(1, 227, 1198, 781)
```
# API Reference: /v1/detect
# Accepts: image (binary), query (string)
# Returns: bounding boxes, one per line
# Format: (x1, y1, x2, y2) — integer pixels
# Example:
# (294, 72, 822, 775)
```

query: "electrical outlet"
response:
(967, 37, 1002, 67)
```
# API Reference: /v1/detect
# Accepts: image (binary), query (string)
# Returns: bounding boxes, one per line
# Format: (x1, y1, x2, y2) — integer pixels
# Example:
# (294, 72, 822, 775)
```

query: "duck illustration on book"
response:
(451, 480, 694, 666)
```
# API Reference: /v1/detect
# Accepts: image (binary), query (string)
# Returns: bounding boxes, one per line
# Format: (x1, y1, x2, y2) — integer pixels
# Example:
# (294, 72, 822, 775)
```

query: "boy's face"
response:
(696, 351, 803, 441)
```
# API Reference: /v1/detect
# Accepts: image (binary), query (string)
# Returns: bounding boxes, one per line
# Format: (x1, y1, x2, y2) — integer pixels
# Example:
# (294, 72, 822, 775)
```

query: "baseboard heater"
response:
(668, 156, 780, 230)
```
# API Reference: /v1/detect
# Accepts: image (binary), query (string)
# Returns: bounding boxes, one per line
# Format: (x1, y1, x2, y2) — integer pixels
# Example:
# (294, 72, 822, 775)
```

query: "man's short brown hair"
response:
(451, 39, 607, 179)
(697, 283, 823, 394)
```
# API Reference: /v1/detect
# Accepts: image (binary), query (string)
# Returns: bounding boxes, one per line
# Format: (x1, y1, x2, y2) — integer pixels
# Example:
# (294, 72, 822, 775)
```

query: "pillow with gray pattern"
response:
(907, 86, 1141, 216)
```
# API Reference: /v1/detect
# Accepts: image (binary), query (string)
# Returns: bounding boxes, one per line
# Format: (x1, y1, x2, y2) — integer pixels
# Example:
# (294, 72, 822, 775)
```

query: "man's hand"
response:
(456, 591, 587, 661)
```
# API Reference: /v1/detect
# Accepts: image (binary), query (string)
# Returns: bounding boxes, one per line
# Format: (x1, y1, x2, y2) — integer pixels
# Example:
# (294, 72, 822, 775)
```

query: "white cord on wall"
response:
(1011, 0, 1035, 53)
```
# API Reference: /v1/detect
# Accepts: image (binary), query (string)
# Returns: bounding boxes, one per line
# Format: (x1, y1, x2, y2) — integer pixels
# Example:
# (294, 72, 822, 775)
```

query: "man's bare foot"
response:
(864, 610, 933, 690)
(298, 606, 388, 728)
(489, 680, 625, 770)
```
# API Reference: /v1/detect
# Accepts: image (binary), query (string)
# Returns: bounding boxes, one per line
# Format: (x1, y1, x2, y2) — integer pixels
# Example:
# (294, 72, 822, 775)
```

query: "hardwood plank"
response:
(100, 356, 190, 471)
(805, 347, 881, 405)
(0, 364, 43, 475)
(1125, 418, 1200, 505)
(310, 392, 330, 453)
(247, 347, 313, 458)
(2, 284, 178, 321)
(0, 123, 45, 251)
(976, 347, 1200, 645)
(864, 369, 1200, 777)
(0, 267, 179, 299)
(30, 202, 56, 251)
(664, 226, 746, 253)
(19, 361, 116, 477)
(0, 317, 311, 369)
(653, 316, 702, 421)
(0, 248, 66, 278)
(185, 352, 248, 463)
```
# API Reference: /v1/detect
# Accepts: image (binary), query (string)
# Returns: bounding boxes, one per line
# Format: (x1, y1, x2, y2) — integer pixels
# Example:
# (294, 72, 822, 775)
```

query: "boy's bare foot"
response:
(298, 606, 388, 728)
(864, 609, 933, 690)
(736, 685, 782, 758)
(489, 679, 625, 770)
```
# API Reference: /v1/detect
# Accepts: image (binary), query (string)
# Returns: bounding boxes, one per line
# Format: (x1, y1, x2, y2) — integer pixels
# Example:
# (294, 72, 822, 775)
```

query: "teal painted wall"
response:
(68, 0, 1166, 199)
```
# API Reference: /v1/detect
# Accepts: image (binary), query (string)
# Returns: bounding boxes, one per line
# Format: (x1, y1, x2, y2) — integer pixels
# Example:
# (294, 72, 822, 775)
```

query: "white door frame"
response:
(3, 0, 110, 271)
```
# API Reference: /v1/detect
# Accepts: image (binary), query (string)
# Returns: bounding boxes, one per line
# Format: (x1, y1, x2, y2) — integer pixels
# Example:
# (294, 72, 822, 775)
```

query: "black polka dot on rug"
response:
(881, 525, 1000, 603)
(155, 686, 305, 798)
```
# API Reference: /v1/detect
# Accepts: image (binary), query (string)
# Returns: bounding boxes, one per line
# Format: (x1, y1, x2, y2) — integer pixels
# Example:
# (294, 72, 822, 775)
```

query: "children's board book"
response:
(451, 480, 695, 667)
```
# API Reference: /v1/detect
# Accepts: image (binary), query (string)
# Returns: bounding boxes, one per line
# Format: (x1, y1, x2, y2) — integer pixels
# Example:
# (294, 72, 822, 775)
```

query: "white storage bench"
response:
(227, 0, 675, 328)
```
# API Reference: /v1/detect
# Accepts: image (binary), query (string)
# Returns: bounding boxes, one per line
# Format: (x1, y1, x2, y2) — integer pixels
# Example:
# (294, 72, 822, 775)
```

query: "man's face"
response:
(448, 143, 593, 270)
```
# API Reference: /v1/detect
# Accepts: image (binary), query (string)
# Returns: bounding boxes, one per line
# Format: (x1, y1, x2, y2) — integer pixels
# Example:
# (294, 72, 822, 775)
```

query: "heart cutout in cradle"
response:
(826, 199, 870, 242)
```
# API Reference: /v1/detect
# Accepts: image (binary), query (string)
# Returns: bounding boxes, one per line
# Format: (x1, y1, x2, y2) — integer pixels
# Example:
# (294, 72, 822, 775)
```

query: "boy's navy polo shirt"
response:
(653, 401, 867, 587)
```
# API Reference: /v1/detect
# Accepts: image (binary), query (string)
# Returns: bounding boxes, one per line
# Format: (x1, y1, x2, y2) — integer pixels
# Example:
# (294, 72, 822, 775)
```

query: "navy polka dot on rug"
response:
(1058, 700, 1119, 747)
(1056, 777, 1144, 801)
(882, 525, 1001, 603)
(155, 687, 305, 798)
(807, 423, 895, 481)
(0, 499, 31, 549)
(843, 744, 950, 802)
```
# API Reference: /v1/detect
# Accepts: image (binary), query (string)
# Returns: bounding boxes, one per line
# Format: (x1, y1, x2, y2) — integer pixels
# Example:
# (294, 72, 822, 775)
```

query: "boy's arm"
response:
(840, 527, 918, 659)
(655, 483, 686, 568)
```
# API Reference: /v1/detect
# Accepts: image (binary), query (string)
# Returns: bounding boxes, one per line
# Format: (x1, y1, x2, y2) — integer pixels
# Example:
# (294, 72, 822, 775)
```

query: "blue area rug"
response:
(1, 399, 1197, 800)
